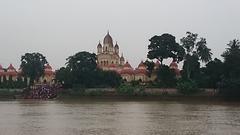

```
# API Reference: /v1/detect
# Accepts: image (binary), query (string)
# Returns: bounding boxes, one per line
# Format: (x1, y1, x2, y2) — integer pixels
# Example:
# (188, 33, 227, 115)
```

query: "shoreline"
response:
(0, 88, 238, 102)
(0, 94, 234, 102)
(1, 96, 240, 106)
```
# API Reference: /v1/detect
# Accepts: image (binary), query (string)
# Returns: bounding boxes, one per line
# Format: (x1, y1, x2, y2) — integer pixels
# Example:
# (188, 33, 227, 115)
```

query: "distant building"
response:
(0, 64, 18, 82)
(97, 31, 125, 70)
(96, 32, 181, 82)
(39, 64, 55, 84)
(120, 62, 135, 82)
(97, 32, 156, 82)
(0, 63, 55, 85)
(169, 59, 181, 78)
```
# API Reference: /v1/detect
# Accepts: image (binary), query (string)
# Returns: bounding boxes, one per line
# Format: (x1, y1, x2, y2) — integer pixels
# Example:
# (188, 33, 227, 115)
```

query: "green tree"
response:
(66, 51, 97, 87)
(221, 39, 240, 79)
(20, 52, 48, 86)
(66, 51, 97, 73)
(55, 67, 73, 88)
(182, 53, 200, 80)
(219, 39, 240, 98)
(57, 51, 122, 89)
(97, 70, 122, 87)
(177, 79, 199, 95)
(144, 60, 155, 77)
(157, 65, 177, 87)
(204, 58, 224, 88)
(147, 33, 185, 64)
(180, 32, 212, 80)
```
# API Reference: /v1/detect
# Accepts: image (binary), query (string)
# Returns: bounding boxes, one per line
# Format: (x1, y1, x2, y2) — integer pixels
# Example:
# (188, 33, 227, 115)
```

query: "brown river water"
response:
(0, 98, 240, 135)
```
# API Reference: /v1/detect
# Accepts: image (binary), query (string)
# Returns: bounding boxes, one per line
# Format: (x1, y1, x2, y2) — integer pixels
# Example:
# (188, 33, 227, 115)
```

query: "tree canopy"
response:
(180, 32, 212, 80)
(66, 51, 97, 73)
(157, 65, 177, 87)
(147, 33, 185, 64)
(56, 51, 122, 88)
(221, 39, 240, 79)
(20, 52, 48, 85)
(219, 39, 240, 98)
(204, 58, 224, 88)
(65, 51, 97, 87)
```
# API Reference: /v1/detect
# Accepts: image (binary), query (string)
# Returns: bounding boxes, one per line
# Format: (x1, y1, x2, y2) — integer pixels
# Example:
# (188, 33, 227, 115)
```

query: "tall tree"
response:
(222, 39, 240, 79)
(219, 39, 240, 98)
(157, 65, 177, 87)
(207, 58, 224, 86)
(62, 51, 122, 88)
(180, 32, 212, 79)
(147, 33, 185, 64)
(20, 52, 48, 86)
(198, 58, 224, 88)
(66, 51, 97, 73)
(55, 67, 73, 88)
(66, 51, 97, 87)
(182, 53, 200, 80)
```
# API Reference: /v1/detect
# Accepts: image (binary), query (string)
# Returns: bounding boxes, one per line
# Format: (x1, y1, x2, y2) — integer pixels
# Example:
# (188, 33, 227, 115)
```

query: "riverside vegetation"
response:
(0, 32, 240, 100)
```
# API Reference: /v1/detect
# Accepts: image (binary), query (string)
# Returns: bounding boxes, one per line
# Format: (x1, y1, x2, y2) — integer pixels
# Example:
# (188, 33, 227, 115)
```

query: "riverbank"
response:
(0, 89, 23, 99)
(0, 88, 232, 102)
(57, 88, 216, 96)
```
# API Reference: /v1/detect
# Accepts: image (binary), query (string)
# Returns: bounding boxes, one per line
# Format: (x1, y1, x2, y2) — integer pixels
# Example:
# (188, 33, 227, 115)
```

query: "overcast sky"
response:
(0, 0, 240, 69)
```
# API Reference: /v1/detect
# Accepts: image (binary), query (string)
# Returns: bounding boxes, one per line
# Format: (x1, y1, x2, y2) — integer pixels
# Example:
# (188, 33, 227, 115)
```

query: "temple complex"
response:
(96, 32, 181, 82)
(96, 32, 168, 82)
(1, 32, 180, 84)
(0, 64, 55, 84)
(0, 64, 18, 82)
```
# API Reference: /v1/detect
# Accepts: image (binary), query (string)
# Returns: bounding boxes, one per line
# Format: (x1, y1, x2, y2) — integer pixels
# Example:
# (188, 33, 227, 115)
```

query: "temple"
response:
(97, 32, 147, 82)
(0, 63, 55, 85)
(96, 31, 125, 70)
(96, 32, 181, 82)
(0, 32, 180, 85)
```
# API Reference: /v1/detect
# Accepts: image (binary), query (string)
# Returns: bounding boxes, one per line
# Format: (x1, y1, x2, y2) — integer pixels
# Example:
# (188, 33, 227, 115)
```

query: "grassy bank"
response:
(0, 89, 22, 99)
(0, 87, 225, 101)
(56, 87, 217, 99)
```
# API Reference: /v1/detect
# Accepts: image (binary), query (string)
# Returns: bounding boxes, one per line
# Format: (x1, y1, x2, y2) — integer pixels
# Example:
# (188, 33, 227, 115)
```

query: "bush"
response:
(117, 84, 135, 96)
(177, 79, 199, 95)
(84, 89, 104, 96)
(219, 78, 240, 99)
(57, 89, 85, 98)
(0, 89, 21, 99)
(117, 84, 146, 96)
(157, 65, 177, 88)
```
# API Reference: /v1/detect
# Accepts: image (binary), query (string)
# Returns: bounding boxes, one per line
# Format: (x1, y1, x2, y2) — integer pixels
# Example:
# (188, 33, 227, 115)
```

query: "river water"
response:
(0, 99, 240, 135)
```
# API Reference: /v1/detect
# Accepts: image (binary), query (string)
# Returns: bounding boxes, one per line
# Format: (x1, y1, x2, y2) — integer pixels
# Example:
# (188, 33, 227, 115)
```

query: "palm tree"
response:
(222, 39, 240, 57)
(181, 32, 212, 80)
(196, 38, 212, 63)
